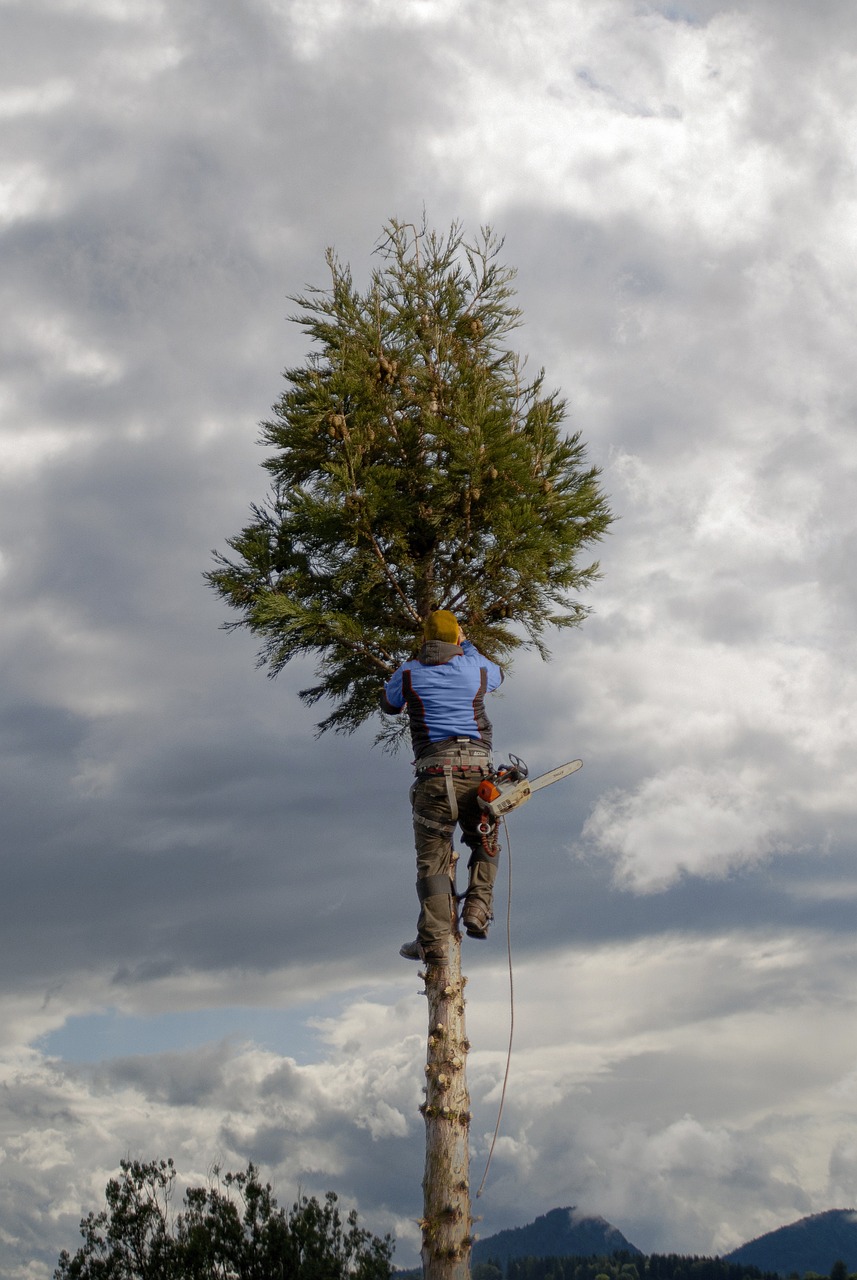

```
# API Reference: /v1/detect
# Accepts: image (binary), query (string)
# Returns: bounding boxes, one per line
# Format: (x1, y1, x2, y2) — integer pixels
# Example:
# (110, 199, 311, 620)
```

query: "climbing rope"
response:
(475, 814, 514, 1199)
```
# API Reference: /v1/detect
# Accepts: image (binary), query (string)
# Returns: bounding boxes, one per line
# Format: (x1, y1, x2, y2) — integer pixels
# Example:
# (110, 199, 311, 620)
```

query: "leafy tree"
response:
(55, 1158, 178, 1280)
(473, 1261, 504, 1280)
(207, 218, 613, 738)
(55, 1158, 393, 1280)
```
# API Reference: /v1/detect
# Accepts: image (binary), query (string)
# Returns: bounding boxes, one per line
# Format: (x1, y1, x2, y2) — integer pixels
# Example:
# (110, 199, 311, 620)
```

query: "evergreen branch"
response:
(332, 635, 394, 675)
(363, 527, 422, 625)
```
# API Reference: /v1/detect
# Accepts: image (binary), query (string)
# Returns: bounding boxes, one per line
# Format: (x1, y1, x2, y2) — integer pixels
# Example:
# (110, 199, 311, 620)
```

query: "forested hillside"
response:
(472, 1252, 823, 1280)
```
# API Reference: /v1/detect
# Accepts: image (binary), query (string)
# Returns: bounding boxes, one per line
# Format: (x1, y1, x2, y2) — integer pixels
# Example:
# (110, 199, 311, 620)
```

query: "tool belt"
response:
(416, 762, 488, 776)
(414, 739, 491, 776)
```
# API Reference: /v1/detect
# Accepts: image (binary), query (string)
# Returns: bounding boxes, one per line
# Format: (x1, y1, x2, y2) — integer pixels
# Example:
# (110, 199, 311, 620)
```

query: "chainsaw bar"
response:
(529, 759, 583, 793)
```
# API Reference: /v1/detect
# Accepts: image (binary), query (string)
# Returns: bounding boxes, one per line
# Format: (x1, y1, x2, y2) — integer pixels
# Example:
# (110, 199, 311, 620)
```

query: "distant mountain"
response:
(725, 1208, 857, 1275)
(472, 1206, 642, 1266)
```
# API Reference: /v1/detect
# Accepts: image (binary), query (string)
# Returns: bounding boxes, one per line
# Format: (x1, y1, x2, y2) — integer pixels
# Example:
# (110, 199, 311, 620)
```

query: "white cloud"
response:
(461, 931, 857, 1252)
(0, 428, 96, 475)
(0, 81, 75, 118)
(48, 0, 165, 19)
(5, 927, 857, 1272)
(422, 4, 822, 245)
(0, 992, 428, 1277)
(583, 765, 786, 890)
(0, 163, 61, 225)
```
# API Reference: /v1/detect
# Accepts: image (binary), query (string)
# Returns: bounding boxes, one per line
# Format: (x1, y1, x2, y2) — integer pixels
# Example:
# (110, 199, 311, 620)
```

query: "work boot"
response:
(462, 900, 491, 939)
(399, 938, 446, 964)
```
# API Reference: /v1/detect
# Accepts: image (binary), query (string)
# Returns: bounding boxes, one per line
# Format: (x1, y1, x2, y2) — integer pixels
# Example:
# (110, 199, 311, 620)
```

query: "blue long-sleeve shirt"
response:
(382, 639, 503, 757)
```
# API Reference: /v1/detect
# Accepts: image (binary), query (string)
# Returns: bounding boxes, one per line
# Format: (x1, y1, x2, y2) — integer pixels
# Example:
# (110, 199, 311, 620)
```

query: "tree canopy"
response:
(207, 218, 613, 738)
(55, 1158, 394, 1280)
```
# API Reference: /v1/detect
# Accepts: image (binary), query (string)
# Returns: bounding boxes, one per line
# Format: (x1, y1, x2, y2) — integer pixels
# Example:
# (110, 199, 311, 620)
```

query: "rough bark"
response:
(420, 929, 472, 1280)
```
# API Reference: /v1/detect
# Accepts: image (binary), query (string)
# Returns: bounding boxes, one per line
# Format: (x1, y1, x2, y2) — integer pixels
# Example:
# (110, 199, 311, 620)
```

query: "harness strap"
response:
(443, 764, 459, 824)
(417, 874, 456, 901)
(414, 811, 456, 837)
(415, 763, 488, 775)
(468, 845, 497, 867)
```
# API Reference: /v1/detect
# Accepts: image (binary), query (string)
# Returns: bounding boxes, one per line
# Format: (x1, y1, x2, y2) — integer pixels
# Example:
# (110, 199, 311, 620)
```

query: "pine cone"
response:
(377, 354, 398, 384)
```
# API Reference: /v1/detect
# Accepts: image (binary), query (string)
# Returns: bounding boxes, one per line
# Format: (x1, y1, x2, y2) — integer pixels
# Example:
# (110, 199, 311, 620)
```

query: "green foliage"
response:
(207, 217, 613, 738)
(473, 1261, 505, 1280)
(55, 1158, 393, 1280)
(55, 1158, 178, 1280)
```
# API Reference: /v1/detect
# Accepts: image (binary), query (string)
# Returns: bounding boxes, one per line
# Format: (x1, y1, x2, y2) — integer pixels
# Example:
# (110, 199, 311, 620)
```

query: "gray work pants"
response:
(410, 770, 499, 951)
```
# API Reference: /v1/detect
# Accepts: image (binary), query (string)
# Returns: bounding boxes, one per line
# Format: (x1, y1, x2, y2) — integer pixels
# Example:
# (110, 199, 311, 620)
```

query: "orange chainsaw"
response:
(477, 753, 583, 822)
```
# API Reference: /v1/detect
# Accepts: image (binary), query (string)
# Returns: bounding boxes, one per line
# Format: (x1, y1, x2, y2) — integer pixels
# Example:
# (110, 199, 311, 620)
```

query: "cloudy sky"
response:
(3, 0, 857, 1275)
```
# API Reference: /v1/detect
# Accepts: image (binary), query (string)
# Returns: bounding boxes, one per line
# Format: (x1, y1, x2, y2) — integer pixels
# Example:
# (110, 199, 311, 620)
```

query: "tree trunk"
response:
(420, 929, 472, 1280)
(415, 550, 438, 620)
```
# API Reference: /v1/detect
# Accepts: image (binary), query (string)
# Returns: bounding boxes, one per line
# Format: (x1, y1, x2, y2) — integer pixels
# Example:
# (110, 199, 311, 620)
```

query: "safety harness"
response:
(413, 739, 491, 824)
(412, 739, 500, 861)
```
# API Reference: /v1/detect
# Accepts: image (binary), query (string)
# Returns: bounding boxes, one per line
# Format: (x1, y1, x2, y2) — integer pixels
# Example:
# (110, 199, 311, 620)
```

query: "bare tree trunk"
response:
(415, 551, 437, 620)
(420, 930, 472, 1280)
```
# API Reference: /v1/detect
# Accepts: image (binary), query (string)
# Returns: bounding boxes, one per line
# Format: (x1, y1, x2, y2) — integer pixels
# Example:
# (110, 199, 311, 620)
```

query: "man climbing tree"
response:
(381, 608, 503, 964)
(207, 216, 613, 1280)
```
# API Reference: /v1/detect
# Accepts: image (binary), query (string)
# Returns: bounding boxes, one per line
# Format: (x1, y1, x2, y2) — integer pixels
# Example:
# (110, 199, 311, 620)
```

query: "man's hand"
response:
(457, 626, 466, 644)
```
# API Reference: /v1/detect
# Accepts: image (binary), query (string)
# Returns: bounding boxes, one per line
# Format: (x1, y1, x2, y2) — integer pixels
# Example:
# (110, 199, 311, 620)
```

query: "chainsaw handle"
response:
(508, 753, 528, 779)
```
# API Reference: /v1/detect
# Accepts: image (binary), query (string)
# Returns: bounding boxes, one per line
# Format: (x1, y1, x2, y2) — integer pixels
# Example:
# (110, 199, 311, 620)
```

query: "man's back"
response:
(382, 637, 503, 757)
